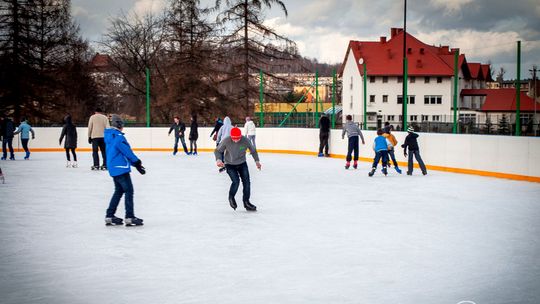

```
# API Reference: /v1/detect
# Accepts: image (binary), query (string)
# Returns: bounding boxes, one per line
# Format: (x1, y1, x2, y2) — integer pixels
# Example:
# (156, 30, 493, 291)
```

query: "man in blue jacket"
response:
(104, 114, 146, 226)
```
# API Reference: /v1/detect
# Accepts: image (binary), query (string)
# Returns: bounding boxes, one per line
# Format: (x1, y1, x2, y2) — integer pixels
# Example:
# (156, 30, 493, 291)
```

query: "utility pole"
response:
(530, 65, 538, 135)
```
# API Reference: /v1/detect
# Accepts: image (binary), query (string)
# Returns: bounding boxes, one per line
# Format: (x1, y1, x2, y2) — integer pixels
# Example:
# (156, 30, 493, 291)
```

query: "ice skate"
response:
(317, 153, 324, 157)
(395, 167, 402, 174)
(125, 217, 144, 226)
(9, 156, 15, 160)
(382, 167, 388, 176)
(368, 167, 376, 177)
(422, 171, 427, 176)
(24, 151, 30, 160)
(72, 161, 78, 168)
(193, 152, 197, 155)
(228, 196, 237, 210)
(345, 161, 350, 169)
(0, 157, 5, 160)
(243, 200, 257, 211)
(105, 216, 123, 226)
(66, 161, 71, 168)
(353, 161, 358, 169)
(100, 165, 107, 171)
(91, 166, 99, 171)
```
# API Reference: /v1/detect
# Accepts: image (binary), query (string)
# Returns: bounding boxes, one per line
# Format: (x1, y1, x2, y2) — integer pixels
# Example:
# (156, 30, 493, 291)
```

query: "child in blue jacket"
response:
(14, 117, 35, 160)
(369, 128, 393, 177)
(104, 115, 146, 226)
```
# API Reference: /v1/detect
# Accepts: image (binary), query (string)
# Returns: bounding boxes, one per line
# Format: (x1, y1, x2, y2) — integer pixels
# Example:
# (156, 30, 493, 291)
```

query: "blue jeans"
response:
(107, 173, 135, 218)
(408, 150, 427, 174)
(346, 136, 359, 162)
(226, 162, 251, 202)
(372, 150, 389, 168)
(174, 137, 188, 154)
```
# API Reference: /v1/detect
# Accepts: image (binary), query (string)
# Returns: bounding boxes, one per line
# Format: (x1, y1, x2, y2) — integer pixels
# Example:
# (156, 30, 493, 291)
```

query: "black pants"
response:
(346, 136, 359, 162)
(92, 138, 106, 167)
(372, 150, 389, 168)
(65, 148, 77, 161)
(189, 140, 197, 153)
(319, 131, 329, 155)
(225, 162, 251, 202)
(21, 138, 29, 153)
(2, 137, 14, 158)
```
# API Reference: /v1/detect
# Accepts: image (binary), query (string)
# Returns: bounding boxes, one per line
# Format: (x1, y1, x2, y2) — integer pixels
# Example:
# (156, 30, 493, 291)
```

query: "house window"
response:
(370, 95, 375, 103)
(350, 77, 353, 90)
(409, 95, 415, 104)
(397, 76, 403, 83)
(387, 115, 395, 121)
(410, 115, 418, 122)
(399, 115, 403, 122)
(424, 95, 443, 105)
(437, 96, 442, 104)
(382, 95, 388, 103)
(397, 96, 403, 104)
(350, 96, 353, 109)
(410, 76, 416, 83)
(398, 95, 414, 104)
(370, 76, 376, 83)
(432, 115, 440, 121)
(424, 76, 430, 83)
(437, 77, 443, 83)
(422, 115, 429, 121)
(382, 76, 388, 83)
(460, 114, 476, 124)
(520, 113, 533, 125)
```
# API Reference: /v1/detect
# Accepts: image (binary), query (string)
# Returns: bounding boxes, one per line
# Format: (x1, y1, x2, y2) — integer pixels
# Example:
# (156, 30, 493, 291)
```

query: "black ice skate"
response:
(368, 167, 376, 177)
(91, 166, 99, 171)
(105, 216, 123, 226)
(100, 165, 107, 171)
(125, 217, 144, 226)
(228, 196, 237, 210)
(243, 200, 257, 211)
(382, 167, 388, 176)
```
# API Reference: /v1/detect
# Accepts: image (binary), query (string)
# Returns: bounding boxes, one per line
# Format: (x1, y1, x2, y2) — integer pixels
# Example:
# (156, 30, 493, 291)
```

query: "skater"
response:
(215, 127, 261, 211)
(59, 115, 78, 168)
(188, 115, 198, 155)
(104, 114, 146, 226)
(318, 114, 331, 157)
(88, 108, 110, 170)
(168, 116, 188, 155)
(216, 116, 233, 172)
(244, 116, 257, 150)
(1, 116, 15, 160)
(341, 115, 365, 169)
(368, 128, 393, 177)
(14, 117, 35, 160)
(210, 117, 223, 142)
(402, 126, 427, 176)
(383, 126, 402, 174)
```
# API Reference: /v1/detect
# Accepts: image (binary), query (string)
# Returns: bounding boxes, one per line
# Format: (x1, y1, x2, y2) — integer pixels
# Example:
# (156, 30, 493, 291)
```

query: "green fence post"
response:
(315, 69, 319, 128)
(515, 41, 521, 136)
(453, 50, 459, 134)
(259, 69, 264, 127)
(146, 67, 150, 127)
(332, 69, 336, 129)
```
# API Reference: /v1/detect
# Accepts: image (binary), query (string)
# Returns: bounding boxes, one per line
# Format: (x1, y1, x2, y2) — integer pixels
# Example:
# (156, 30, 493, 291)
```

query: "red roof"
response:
(461, 89, 538, 112)
(340, 28, 488, 79)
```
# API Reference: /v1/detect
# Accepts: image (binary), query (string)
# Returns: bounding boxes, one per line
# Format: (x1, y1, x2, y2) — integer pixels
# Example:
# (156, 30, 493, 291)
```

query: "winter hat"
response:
(111, 114, 124, 129)
(407, 126, 414, 132)
(230, 127, 242, 140)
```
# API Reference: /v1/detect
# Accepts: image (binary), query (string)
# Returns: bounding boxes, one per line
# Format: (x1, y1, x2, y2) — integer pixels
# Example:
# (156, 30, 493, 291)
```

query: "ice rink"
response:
(1, 152, 539, 304)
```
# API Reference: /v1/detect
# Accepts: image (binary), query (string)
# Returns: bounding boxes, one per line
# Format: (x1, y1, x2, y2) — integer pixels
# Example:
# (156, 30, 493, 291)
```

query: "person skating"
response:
(368, 128, 393, 177)
(188, 115, 198, 155)
(216, 116, 233, 172)
(104, 115, 146, 226)
(14, 117, 35, 160)
(383, 126, 402, 174)
(341, 115, 365, 169)
(318, 114, 331, 157)
(244, 116, 257, 150)
(215, 127, 261, 211)
(168, 116, 188, 155)
(88, 108, 110, 170)
(1, 116, 16, 160)
(209, 117, 223, 141)
(59, 115, 78, 168)
(401, 126, 427, 176)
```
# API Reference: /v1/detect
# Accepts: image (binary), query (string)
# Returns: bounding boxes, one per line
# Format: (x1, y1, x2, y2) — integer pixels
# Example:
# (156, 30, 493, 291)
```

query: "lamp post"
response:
(401, 0, 408, 131)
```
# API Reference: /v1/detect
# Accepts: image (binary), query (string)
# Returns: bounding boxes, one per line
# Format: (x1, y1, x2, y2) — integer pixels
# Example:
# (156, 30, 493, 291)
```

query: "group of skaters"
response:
(0, 116, 36, 160)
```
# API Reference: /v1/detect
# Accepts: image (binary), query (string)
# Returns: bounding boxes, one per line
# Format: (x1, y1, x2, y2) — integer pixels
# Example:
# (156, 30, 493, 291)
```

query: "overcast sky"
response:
(72, 0, 540, 79)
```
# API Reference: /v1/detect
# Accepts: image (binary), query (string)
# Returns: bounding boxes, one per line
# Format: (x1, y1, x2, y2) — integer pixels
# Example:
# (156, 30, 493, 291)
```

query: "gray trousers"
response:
(408, 150, 427, 174)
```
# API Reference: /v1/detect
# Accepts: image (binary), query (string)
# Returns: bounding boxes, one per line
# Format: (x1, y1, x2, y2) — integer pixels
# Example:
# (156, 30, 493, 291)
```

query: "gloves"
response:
(88, 137, 92, 144)
(133, 160, 146, 175)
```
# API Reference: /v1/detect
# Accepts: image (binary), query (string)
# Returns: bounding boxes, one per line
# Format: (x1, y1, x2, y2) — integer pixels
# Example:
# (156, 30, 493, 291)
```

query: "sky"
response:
(72, 0, 540, 79)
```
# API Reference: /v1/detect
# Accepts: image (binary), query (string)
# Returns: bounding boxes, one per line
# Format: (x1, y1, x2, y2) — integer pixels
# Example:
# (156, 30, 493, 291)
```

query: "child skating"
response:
(369, 128, 393, 177)
(104, 115, 146, 226)
(59, 115, 78, 168)
(383, 126, 402, 174)
(13, 117, 35, 160)
(215, 127, 261, 211)
(342, 115, 365, 169)
(402, 126, 427, 176)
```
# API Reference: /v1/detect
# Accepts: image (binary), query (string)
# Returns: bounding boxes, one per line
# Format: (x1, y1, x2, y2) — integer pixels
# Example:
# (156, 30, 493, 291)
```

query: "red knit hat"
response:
(230, 127, 242, 140)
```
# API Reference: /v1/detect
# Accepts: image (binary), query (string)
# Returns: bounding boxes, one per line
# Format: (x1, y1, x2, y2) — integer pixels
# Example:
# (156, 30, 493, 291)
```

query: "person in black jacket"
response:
(188, 115, 199, 155)
(168, 116, 188, 155)
(1, 116, 15, 160)
(401, 126, 427, 175)
(59, 115, 78, 167)
(209, 117, 223, 143)
(318, 114, 331, 157)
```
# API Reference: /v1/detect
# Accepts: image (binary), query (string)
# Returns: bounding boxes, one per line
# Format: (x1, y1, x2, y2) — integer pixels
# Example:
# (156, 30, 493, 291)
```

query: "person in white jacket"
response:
(244, 116, 257, 149)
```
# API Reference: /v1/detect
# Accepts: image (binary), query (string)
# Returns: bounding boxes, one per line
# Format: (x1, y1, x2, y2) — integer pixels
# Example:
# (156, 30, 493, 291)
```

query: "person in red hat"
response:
(214, 127, 261, 211)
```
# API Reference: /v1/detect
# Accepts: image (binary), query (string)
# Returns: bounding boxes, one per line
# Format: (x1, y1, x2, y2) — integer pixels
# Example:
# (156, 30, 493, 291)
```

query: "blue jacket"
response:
(373, 135, 391, 152)
(104, 128, 139, 177)
(14, 121, 35, 139)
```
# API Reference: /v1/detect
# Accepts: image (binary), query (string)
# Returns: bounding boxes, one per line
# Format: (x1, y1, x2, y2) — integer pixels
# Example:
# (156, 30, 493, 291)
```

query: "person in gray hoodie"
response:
(216, 116, 233, 171)
(341, 115, 365, 169)
(215, 127, 261, 211)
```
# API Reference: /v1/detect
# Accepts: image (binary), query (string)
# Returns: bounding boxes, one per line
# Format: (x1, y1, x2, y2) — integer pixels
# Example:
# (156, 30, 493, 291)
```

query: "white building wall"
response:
(341, 53, 362, 123)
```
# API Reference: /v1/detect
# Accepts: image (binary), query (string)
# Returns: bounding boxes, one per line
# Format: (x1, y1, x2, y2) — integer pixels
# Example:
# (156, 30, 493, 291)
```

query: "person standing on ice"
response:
(215, 127, 261, 211)
(168, 116, 188, 155)
(368, 128, 393, 177)
(209, 117, 223, 142)
(59, 115, 78, 168)
(104, 114, 146, 226)
(13, 117, 35, 160)
(401, 126, 427, 176)
(341, 115, 365, 169)
(216, 116, 233, 172)
(88, 108, 110, 170)
(1, 116, 16, 160)
(318, 114, 331, 157)
(188, 115, 198, 155)
(383, 126, 402, 174)
(244, 116, 257, 150)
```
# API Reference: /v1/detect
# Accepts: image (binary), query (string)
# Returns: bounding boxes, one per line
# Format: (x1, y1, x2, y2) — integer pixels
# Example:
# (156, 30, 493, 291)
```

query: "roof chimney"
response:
(380, 36, 387, 43)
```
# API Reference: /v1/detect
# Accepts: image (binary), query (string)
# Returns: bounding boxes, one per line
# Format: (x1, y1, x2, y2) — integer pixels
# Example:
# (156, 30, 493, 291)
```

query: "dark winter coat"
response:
(189, 121, 198, 141)
(1, 118, 15, 139)
(59, 117, 78, 149)
(210, 119, 223, 137)
(319, 116, 330, 133)
(168, 122, 186, 138)
(401, 132, 420, 153)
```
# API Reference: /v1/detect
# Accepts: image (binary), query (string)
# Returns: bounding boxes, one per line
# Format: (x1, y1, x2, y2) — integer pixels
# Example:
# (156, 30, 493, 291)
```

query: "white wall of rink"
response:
(22, 127, 540, 178)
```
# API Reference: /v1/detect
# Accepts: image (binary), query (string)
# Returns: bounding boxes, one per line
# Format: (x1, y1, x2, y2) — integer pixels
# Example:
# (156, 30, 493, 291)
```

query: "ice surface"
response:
(0, 152, 539, 304)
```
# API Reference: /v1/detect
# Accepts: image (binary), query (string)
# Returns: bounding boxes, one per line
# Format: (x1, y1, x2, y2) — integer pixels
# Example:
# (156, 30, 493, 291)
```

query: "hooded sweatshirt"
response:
(402, 132, 420, 152)
(214, 136, 259, 165)
(341, 120, 364, 141)
(216, 116, 233, 144)
(104, 128, 139, 177)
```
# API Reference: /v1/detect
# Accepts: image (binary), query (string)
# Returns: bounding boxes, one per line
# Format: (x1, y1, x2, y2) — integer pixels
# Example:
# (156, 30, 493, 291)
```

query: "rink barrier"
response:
(9, 127, 540, 183)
